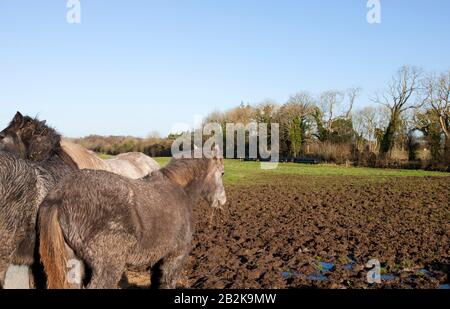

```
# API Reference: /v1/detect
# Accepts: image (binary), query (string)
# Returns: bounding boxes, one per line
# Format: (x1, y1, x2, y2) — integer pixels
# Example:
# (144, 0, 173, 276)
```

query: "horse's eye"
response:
(221, 171, 225, 176)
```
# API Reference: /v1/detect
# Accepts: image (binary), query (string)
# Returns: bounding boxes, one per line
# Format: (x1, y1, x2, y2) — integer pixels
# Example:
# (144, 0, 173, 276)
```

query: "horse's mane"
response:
(11, 115, 105, 169)
(11, 116, 80, 169)
(60, 139, 109, 170)
(160, 158, 211, 187)
(10, 115, 64, 161)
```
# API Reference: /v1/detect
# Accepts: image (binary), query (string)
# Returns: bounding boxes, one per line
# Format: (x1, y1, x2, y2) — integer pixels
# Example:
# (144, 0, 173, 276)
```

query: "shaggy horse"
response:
(39, 146, 226, 289)
(0, 112, 77, 288)
(1, 112, 159, 179)
(60, 139, 160, 179)
(0, 112, 158, 288)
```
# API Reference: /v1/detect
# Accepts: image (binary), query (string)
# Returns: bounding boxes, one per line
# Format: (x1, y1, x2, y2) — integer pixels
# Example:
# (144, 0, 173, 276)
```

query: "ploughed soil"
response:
(125, 175, 450, 289)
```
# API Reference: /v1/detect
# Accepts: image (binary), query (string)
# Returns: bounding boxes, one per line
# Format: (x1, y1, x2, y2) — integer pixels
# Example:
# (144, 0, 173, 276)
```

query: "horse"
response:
(0, 112, 77, 288)
(1, 113, 160, 179)
(39, 146, 226, 289)
(60, 139, 160, 179)
(0, 112, 158, 288)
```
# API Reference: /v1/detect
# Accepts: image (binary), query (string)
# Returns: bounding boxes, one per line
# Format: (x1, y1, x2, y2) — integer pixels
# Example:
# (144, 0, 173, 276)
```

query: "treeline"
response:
(203, 66, 449, 170)
(72, 65, 450, 171)
(70, 133, 175, 157)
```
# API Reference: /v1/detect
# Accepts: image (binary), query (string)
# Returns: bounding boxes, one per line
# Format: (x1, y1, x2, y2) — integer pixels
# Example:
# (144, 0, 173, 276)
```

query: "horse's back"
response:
(61, 139, 160, 179)
(60, 139, 108, 170)
(117, 152, 160, 171)
(107, 153, 160, 179)
(47, 170, 139, 246)
(45, 169, 191, 266)
(48, 170, 187, 240)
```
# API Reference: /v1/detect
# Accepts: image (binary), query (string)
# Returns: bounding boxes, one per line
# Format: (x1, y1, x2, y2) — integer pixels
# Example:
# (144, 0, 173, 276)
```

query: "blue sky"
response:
(1, 0, 449, 137)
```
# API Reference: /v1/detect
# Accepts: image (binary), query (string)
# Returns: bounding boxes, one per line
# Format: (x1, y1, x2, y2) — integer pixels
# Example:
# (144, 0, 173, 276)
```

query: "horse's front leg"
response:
(3, 265, 31, 289)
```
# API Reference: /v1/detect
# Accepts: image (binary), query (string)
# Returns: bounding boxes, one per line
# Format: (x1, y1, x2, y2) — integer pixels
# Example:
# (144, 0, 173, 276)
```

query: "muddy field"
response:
(126, 175, 449, 289)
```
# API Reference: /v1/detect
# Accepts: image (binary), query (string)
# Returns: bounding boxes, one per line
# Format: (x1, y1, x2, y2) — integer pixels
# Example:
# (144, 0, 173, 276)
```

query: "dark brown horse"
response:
(0, 112, 77, 288)
(39, 146, 226, 289)
(0, 112, 74, 165)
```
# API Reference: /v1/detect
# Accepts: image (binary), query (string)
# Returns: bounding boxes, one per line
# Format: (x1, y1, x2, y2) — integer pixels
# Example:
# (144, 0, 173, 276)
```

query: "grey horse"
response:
(39, 146, 226, 288)
(0, 112, 77, 288)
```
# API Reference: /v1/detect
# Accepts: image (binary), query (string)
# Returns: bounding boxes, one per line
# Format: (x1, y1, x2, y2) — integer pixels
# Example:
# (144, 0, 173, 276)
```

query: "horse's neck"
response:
(172, 169, 206, 205)
(183, 178, 204, 205)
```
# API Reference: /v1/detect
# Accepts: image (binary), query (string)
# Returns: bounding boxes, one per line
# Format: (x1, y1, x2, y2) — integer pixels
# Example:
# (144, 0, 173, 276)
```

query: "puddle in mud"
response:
(380, 274, 395, 281)
(282, 256, 448, 287)
(417, 269, 432, 276)
(307, 274, 328, 282)
(343, 263, 354, 270)
(281, 260, 335, 282)
(318, 261, 335, 272)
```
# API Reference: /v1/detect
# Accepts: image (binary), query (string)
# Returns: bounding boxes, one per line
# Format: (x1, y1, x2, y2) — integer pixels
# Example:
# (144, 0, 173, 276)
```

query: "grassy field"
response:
(97, 153, 114, 159)
(95, 154, 449, 185)
(151, 157, 449, 185)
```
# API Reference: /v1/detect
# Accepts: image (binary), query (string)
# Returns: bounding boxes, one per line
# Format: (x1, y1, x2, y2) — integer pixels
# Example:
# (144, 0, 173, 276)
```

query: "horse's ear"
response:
(13, 112, 24, 125)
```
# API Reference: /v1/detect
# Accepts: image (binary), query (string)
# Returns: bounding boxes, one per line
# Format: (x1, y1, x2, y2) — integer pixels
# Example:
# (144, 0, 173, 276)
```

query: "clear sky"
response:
(1, 0, 449, 137)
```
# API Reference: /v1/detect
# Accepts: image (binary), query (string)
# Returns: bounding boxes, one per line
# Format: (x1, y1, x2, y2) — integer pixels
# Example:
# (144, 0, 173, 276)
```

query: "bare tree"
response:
(253, 99, 279, 124)
(353, 106, 388, 152)
(286, 92, 315, 109)
(353, 106, 377, 141)
(421, 70, 450, 160)
(345, 87, 362, 118)
(374, 65, 423, 156)
(281, 93, 315, 125)
(319, 90, 345, 130)
(224, 103, 254, 124)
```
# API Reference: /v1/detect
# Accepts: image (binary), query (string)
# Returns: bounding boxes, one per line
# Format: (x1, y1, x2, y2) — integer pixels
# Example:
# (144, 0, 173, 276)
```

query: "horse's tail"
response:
(39, 204, 71, 289)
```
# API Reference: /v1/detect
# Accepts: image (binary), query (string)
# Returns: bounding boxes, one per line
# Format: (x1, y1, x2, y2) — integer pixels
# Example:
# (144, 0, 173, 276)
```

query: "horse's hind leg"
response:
(0, 259, 8, 288)
(88, 263, 125, 289)
(158, 247, 189, 289)
(84, 233, 130, 289)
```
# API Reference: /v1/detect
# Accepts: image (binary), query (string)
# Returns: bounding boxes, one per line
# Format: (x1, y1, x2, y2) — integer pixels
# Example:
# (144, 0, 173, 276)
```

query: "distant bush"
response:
(304, 142, 352, 165)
